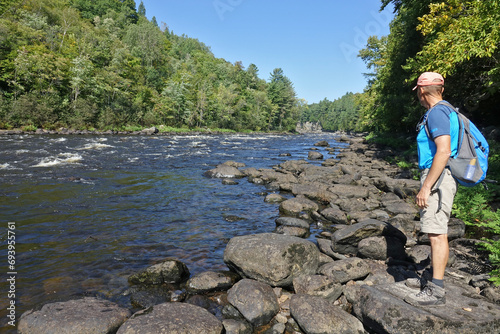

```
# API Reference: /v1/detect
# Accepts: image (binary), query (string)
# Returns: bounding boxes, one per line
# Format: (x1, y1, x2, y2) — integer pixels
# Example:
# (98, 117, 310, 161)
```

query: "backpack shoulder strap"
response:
(423, 100, 458, 141)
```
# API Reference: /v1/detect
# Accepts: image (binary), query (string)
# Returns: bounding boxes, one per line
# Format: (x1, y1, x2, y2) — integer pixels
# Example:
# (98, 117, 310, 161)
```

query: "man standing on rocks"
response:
(404, 72, 459, 306)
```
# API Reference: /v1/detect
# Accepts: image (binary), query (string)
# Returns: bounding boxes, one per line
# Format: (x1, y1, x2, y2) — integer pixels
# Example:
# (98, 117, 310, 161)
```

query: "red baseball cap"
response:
(412, 72, 444, 90)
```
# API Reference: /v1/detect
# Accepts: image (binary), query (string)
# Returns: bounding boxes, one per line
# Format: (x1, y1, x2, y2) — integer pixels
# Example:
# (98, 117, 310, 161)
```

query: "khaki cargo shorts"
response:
(420, 168, 458, 235)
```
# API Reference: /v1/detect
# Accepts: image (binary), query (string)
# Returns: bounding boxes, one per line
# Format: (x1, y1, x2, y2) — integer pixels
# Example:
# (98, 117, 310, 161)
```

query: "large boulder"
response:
(290, 294, 365, 334)
(18, 297, 131, 334)
(346, 282, 500, 334)
(223, 233, 320, 287)
(117, 302, 222, 334)
(227, 279, 279, 327)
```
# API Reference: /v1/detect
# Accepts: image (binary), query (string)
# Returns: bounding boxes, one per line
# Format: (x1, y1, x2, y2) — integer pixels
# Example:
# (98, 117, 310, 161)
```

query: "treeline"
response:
(0, 0, 298, 132)
(299, 92, 361, 132)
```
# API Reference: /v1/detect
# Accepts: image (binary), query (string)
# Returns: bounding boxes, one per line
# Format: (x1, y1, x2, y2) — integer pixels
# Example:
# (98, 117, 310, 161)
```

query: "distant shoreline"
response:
(0, 127, 338, 136)
(0, 128, 297, 136)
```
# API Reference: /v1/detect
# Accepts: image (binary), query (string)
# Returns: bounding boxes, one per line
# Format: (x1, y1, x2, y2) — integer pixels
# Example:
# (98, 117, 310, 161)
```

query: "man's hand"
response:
(416, 185, 431, 209)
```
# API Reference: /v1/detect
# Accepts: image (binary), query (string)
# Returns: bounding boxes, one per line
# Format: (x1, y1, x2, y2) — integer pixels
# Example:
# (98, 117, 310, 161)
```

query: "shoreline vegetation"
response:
(0, 125, 285, 136)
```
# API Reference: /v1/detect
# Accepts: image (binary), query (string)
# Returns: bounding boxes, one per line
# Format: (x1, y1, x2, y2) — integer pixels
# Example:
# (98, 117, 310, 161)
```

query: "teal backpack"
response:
(424, 101, 489, 187)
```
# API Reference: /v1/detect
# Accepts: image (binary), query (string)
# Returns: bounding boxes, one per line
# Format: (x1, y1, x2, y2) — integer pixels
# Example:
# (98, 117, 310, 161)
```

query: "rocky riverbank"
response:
(18, 134, 500, 334)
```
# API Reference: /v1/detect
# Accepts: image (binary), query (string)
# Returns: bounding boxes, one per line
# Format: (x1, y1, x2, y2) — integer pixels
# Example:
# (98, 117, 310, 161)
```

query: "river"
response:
(0, 132, 346, 330)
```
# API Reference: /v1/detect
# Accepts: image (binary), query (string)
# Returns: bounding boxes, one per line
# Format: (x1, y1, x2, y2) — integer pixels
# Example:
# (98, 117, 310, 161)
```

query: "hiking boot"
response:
(405, 269, 432, 289)
(404, 282, 446, 306)
(405, 277, 427, 289)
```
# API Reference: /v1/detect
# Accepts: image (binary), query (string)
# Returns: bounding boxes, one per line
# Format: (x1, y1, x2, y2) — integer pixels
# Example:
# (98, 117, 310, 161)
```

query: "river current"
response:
(0, 132, 346, 329)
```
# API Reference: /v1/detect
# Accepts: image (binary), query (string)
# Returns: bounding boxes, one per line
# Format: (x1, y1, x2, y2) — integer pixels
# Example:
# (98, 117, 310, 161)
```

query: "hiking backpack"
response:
(424, 101, 489, 187)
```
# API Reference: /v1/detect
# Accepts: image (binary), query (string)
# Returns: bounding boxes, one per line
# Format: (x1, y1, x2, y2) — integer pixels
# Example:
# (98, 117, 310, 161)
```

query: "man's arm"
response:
(416, 135, 451, 209)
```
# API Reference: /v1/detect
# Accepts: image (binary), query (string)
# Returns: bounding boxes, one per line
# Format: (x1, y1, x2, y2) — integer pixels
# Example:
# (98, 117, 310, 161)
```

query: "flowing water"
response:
(0, 132, 346, 330)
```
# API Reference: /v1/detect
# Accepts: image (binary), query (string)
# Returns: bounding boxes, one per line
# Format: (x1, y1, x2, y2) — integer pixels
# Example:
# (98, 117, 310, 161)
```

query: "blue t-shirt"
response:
(417, 101, 459, 169)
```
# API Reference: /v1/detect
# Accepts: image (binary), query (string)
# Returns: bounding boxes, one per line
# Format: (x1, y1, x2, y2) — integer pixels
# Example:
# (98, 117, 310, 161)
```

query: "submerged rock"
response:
(128, 258, 190, 285)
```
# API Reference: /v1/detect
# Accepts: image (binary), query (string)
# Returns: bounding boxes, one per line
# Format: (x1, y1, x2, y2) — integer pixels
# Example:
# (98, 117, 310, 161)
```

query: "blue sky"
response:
(139, 0, 394, 104)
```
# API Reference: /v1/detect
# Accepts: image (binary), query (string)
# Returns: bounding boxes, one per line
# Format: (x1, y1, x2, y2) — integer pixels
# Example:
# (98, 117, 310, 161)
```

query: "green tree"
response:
(137, 0, 145, 16)
(405, 0, 500, 124)
(267, 68, 297, 131)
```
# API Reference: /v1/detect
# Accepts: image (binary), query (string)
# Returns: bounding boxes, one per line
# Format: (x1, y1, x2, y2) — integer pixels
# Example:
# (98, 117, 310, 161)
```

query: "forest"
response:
(1, 1, 499, 134)
(0, 0, 500, 134)
(0, 0, 299, 132)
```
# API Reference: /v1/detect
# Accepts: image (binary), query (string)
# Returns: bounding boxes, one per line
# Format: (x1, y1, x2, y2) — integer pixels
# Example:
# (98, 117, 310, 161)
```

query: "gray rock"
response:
(223, 161, 246, 168)
(223, 233, 320, 287)
(128, 258, 190, 285)
(204, 164, 245, 178)
(318, 252, 335, 266)
(373, 177, 420, 197)
(265, 193, 287, 203)
(222, 178, 239, 185)
(291, 183, 336, 203)
(279, 195, 319, 217)
(331, 219, 406, 254)
(241, 167, 260, 177)
(117, 302, 223, 334)
(298, 165, 341, 184)
(278, 159, 310, 174)
(483, 286, 500, 304)
(222, 319, 253, 334)
(316, 238, 348, 260)
(186, 270, 239, 294)
(357, 236, 406, 261)
(308, 151, 324, 160)
(129, 286, 174, 309)
(320, 207, 348, 224)
(141, 126, 158, 135)
(347, 282, 500, 334)
(406, 244, 431, 264)
(293, 275, 343, 302)
(275, 225, 309, 238)
(388, 214, 418, 236)
(227, 279, 279, 327)
(314, 140, 329, 147)
(18, 297, 131, 334)
(258, 169, 298, 184)
(275, 217, 310, 229)
(382, 199, 418, 215)
(290, 294, 365, 334)
(328, 184, 369, 199)
(318, 257, 371, 284)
